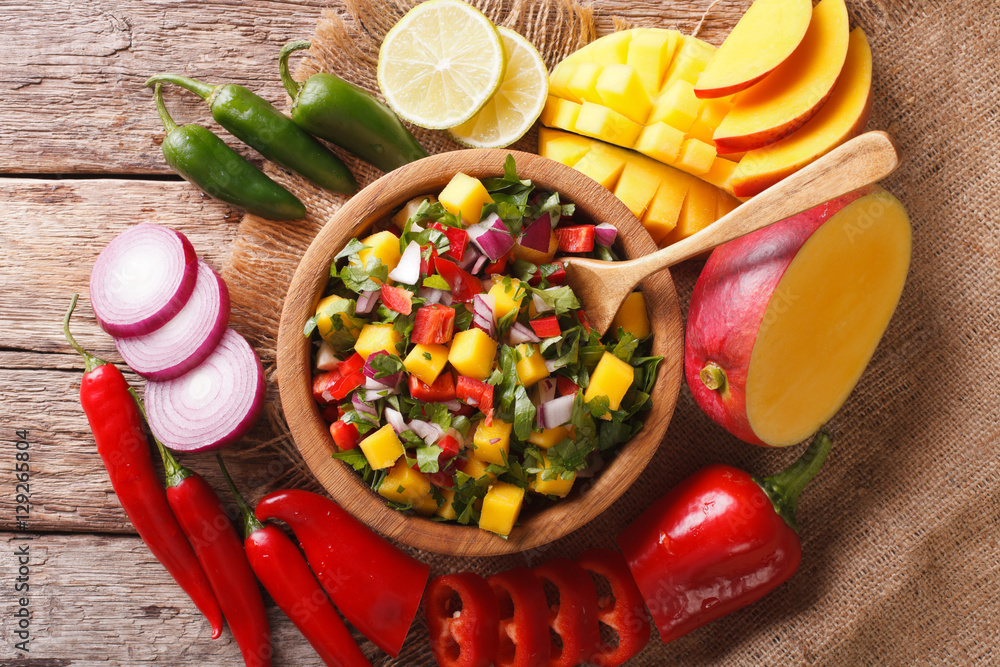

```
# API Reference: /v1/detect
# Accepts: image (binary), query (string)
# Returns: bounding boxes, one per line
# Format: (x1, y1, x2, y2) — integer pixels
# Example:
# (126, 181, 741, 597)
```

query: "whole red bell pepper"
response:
(413, 304, 456, 344)
(435, 257, 483, 303)
(617, 429, 833, 644)
(426, 572, 499, 667)
(255, 489, 430, 658)
(575, 549, 650, 667)
(488, 568, 550, 667)
(219, 458, 371, 667)
(532, 558, 600, 667)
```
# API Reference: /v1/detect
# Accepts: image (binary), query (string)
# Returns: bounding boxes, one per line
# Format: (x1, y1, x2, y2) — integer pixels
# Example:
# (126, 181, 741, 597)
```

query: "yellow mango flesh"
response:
(378, 459, 431, 504)
(479, 481, 525, 536)
(539, 96, 583, 131)
(627, 29, 680, 94)
(695, 0, 814, 98)
(574, 102, 643, 147)
(439, 173, 494, 225)
(472, 419, 513, 465)
(635, 121, 686, 163)
(572, 146, 627, 189)
(359, 424, 404, 470)
(661, 179, 719, 246)
(584, 351, 634, 413)
(315, 295, 360, 343)
(354, 323, 402, 360)
(676, 138, 718, 175)
(515, 343, 549, 387)
(537, 127, 592, 167)
(403, 343, 450, 386)
(488, 279, 524, 320)
(713, 0, 850, 153)
(566, 62, 604, 104)
(662, 38, 716, 88)
(435, 488, 459, 520)
(414, 494, 439, 517)
(461, 455, 498, 483)
(354, 231, 402, 281)
(530, 455, 576, 498)
(611, 292, 651, 339)
(746, 192, 911, 446)
(643, 174, 690, 243)
(596, 65, 652, 124)
(448, 328, 498, 380)
(732, 28, 872, 197)
(527, 425, 572, 449)
(614, 160, 662, 218)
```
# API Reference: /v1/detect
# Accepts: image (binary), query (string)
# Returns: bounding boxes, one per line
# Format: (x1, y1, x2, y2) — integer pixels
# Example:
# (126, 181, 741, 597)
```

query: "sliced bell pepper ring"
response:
(555, 226, 595, 253)
(532, 558, 600, 667)
(410, 372, 457, 403)
(413, 304, 456, 345)
(575, 549, 650, 667)
(426, 572, 500, 667)
(330, 420, 360, 451)
(435, 257, 483, 303)
(380, 284, 413, 315)
(488, 568, 551, 667)
(555, 376, 579, 397)
(529, 315, 561, 339)
(430, 222, 470, 262)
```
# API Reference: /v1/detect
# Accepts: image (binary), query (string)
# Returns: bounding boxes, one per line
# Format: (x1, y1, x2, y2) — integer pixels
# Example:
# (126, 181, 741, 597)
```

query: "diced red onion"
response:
(531, 293, 554, 314)
(364, 388, 397, 401)
(466, 213, 514, 261)
(385, 407, 409, 434)
(417, 287, 445, 304)
(471, 255, 489, 274)
(442, 400, 463, 412)
(316, 342, 342, 371)
(388, 241, 422, 284)
(362, 350, 402, 388)
(537, 395, 575, 430)
(544, 358, 564, 373)
(594, 223, 618, 247)
(355, 290, 380, 314)
(518, 213, 551, 253)
(457, 245, 483, 272)
(537, 377, 556, 404)
(144, 328, 265, 452)
(352, 393, 379, 421)
(408, 419, 444, 445)
(509, 322, 540, 344)
(439, 291, 454, 307)
(114, 260, 230, 381)
(90, 223, 198, 337)
(472, 293, 496, 338)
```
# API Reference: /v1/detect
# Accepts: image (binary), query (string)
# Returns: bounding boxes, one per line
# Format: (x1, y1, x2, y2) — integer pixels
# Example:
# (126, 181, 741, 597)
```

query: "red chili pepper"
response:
(555, 376, 579, 396)
(380, 284, 413, 315)
(617, 430, 833, 644)
(426, 572, 500, 667)
(575, 549, 650, 667)
(430, 222, 470, 262)
(218, 458, 371, 667)
(410, 372, 457, 402)
(488, 568, 550, 667)
(532, 558, 600, 667)
(413, 304, 456, 344)
(529, 315, 561, 339)
(483, 252, 510, 276)
(63, 296, 223, 639)
(330, 420, 360, 450)
(435, 257, 483, 303)
(456, 376, 494, 423)
(255, 489, 430, 657)
(555, 226, 595, 253)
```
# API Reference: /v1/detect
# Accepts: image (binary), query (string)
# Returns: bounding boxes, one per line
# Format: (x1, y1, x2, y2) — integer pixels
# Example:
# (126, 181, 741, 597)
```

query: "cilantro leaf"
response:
(528, 285, 580, 316)
(416, 443, 443, 473)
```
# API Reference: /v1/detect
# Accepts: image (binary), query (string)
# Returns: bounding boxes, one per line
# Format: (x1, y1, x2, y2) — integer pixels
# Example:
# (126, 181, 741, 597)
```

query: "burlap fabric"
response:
(221, 1, 1000, 664)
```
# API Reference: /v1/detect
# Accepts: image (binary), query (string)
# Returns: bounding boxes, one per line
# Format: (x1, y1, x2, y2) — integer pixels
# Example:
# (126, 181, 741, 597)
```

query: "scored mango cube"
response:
(527, 425, 572, 449)
(573, 146, 627, 189)
(461, 454, 498, 483)
(472, 419, 513, 465)
(488, 278, 524, 320)
(566, 62, 604, 105)
(584, 351, 635, 414)
(612, 292, 651, 339)
(642, 170, 691, 242)
(435, 488, 459, 520)
(354, 323, 402, 360)
(614, 160, 662, 218)
(515, 344, 549, 387)
(479, 481, 525, 536)
(662, 38, 715, 88)
(353, 231, 402, 280)
(663, 179, 718, 245)
(315, 294, 360, 343)
(548, 59, 576, 99)
(378, 458, 432, 504)
(530, 455, 576, 498)
(359, 424, 405, 470)
(587, 30, 634, 65)
(574, 102, 643, 148)
(627, 29, 680, 94)
(538, 128, 592, 167)
(702, 158, 739, 194)
(448, 328, 498, 380)
(439, 173, 494, 225)
(403, 343, 450, 386)
(677, 138, 717, 176)
(635, 122, 686, 164)
(596, 64, 652, 124)
(540, 96, 583, 131)
(649, 80, 702, 132)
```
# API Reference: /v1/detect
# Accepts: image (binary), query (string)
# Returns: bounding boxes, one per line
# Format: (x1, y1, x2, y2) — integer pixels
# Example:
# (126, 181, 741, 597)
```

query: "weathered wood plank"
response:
(0, 0, 746, 174)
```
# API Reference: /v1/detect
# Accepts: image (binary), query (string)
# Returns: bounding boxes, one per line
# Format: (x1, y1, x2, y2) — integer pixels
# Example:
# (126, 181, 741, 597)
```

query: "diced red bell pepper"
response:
(528, 262, 567, 287)
(430, 222, 470, 262)
(555, 226, 595, 253)
(576, 549, 650, 667)
(529, 315, 561, 339)
(532, 558, 600, 667)
(577, 311, 593, 334)
(426, 572, 500, 667)
(329, 420, 360, 451)
(340, 353, 365, 377)
(456, 376, 494, 422)
(438, 435, 461, 461)
(380, 284, 413, 315)
(312, 371, 342, 405)
(335, 371, 365, 401)
(483, 252, 510, 276)
(421, 245, 439, 276)
(426, 458, 460, 489)
(556, 376, 579, 396)
(453, 403, 477, 419)
(488, 568, 551, 667)
(413, 304, 456, 344)
(409, 372, 457, 403)
(435, 257, 483, 303)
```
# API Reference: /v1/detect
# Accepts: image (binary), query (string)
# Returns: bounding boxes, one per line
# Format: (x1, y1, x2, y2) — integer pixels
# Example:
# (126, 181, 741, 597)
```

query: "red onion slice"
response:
(594, 223, 618, 247)
(90, 224, 198, 337)
(537, 395, 575, 429)
(417, 287, 446, 304)
(356, 290, 381, 315)
(509, 322, 541, 345)
(537, 377, 557, 404)
(466, 213, 514, 261)
(316, 342, 342, 371)
(518, 213, 551, 253)
(114, 260, 230, 381)
(144, 329, 265, 452)
(472, 293, 496, 338)
(385, 407, 409, 433)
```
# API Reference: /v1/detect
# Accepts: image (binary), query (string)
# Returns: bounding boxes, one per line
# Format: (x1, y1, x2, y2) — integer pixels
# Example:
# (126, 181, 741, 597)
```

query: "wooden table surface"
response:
(0, 1, 752, 664)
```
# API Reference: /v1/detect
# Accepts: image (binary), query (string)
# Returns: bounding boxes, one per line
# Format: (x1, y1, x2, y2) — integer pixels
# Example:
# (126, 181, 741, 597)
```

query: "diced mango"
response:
(662, 38, 716, 88)
(359, 424, 405, 470)
(573, 146, 627, 189)
(403, 343, 450, 386)
(515, 344, 549, 387)
(612, 292, 651, 339)
(703, 158, 739, 193)
(353, 231, 402, 280)
(392, 196, 435, 229)
(584, 351, 634, 414)
(649, 80, 702, 132)
(698, 98, 731, 128)
(439, 173, 494, 225)
(378, 458, 432, 503)
(530, 455, 576, 498)
(527, 425, 572, 449)
(687, 119, 717, 145)
(566, 62, 604, 104)
(488, 278, 524, 320)
(315, 295, 360, 344)
(472, 419, 513, 465)
(435, 488, 459, 519)
(662, 179, 718, 245)
(586, 30, 634, 65)
(461, 455, 498, 483)
(414, 493, 439, 516)
(354, 323, 402, 360)
(642, 175, 688, 243)
(574, 102, 643, 147)
(614, 159, 662, 218)
(634, 121, 686, 164)
(596, 65, 652, 124)
(479, 481, 525, 536)
(676, 138, 717, 175)
(538, 128, 592, 167)
(539, 96, 583, 132)
(548, 60, 576, 99)
(627, 29, 681, 94)
(448, 328, 498, 380)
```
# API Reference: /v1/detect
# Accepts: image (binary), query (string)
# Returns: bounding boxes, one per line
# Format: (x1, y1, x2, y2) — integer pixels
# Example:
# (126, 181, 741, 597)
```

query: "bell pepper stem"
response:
(128, 387, 191, 488)
(63, 294, 106, 373)
(757, 428, 833, 533)
(217, 452, 265, 539)
(152, 83, 179, 133)
(278, 40, 312, 99)
(145, 73, 216, 101)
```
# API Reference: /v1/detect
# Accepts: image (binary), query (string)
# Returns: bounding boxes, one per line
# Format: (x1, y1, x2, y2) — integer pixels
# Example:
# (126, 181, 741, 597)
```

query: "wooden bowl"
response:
(276, 150, 684, 556)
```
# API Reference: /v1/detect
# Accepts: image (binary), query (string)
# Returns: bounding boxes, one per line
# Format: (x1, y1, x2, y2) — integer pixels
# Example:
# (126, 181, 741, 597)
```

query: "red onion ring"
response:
(89, 224, 198, 337)
(114, 260, 230, 381)
(144, 329, 265, 452)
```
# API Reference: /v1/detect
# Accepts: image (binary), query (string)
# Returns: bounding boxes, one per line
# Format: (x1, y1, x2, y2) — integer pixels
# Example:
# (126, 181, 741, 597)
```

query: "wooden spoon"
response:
(563, 131, 901, 335)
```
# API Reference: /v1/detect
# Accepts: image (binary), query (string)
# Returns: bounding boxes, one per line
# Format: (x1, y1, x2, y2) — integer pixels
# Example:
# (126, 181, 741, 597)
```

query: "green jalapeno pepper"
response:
(146, 74, 357, 195)
(151, 83, 306, 221)
(279, 40, 428, 173)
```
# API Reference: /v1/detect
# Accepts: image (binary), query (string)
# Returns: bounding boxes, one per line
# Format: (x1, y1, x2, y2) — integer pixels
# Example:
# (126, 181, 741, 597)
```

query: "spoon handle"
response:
(622, 131, 900, 276)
